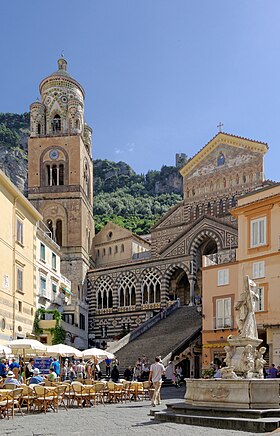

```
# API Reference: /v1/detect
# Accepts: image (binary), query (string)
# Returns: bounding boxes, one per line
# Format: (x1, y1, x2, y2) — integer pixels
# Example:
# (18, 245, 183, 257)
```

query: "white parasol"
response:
(46, 344, 83, 358)
(82, 348, 115, 361)
(0, 344, 12, 357)
(9, 339, 47, 355)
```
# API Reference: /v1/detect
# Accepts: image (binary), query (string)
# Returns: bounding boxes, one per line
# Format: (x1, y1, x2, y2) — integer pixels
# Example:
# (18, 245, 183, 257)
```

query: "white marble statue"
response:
(235, 276, 259, 340)
(254, 346, 266, 378)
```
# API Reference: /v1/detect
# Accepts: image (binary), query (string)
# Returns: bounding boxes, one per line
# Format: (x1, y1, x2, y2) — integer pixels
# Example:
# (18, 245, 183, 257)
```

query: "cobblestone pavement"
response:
(0, 386, 270, 436)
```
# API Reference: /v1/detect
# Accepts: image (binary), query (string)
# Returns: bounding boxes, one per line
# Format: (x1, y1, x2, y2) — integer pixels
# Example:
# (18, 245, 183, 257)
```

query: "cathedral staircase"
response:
(113, 306, 202, 374)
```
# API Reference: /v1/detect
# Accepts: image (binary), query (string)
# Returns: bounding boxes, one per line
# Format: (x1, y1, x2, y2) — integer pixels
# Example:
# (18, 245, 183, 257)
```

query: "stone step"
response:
(166, 402, 280, 419)
(115, 306, 201, 372)
(153, 410, 280, 433)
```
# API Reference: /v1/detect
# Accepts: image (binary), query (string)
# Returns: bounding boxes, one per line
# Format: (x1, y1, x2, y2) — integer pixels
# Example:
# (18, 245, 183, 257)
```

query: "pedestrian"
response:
(25, 358, 34, 379)
(123, 366, 133, 381)
(51, 357, 60, 377)
(111, 364, 119, 383)
(105, 357, 112, 377)
(148, 356, 165, 407)
(267, 363, 278, 378)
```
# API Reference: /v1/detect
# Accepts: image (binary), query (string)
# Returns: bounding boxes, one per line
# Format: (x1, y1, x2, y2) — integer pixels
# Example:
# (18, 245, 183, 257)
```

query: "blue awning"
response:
(62, 287, 73, 295)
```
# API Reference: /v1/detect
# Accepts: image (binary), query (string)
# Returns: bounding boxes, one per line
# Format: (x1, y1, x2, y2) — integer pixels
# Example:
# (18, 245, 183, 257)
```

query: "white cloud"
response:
(115, 148, 123, 154)
(127, 142, 135, 152)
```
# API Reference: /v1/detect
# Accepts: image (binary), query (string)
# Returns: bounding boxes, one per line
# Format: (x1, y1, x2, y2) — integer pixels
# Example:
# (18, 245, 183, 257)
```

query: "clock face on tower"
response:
(49, 149, 59, 160)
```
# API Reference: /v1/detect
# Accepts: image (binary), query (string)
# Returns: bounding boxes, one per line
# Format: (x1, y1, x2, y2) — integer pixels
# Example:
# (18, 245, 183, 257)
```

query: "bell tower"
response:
(28, 58, 95, 345)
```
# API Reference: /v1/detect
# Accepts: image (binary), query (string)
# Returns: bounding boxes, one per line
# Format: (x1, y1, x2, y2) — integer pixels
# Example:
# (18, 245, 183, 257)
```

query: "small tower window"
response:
(56, 220, 62, 246)
(53, 114, 61, 132)
(59, 164, 64, 185)
(75, 119, 80, 130)
(37, 123, 41, 135)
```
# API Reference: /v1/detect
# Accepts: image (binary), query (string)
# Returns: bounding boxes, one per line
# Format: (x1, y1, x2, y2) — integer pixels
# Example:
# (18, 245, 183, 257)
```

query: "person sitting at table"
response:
(48, 367, 57, 381)
(9, 358, 20, 380)
(0, 359, 7, 379)
(4, 370, 21, 387)
(29, 368, 44, 384)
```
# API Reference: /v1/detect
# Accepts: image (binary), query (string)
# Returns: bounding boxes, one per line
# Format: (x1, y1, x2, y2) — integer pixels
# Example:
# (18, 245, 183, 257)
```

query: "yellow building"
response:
(202, 183, 280, 369)
(0, 168, 41, 343)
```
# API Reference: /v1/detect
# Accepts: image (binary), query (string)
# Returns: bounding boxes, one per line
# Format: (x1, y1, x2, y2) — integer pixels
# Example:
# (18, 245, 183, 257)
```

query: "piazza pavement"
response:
(0, 385, 272, 436)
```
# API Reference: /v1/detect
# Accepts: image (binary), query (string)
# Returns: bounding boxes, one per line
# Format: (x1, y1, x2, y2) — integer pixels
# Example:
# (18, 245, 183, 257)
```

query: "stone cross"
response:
(217, 122, 224, 132)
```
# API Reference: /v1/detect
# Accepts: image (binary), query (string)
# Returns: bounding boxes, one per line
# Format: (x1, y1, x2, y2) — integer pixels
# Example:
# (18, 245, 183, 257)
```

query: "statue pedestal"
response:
(185, 378, 280, 409)
(226, 336, 262, 376)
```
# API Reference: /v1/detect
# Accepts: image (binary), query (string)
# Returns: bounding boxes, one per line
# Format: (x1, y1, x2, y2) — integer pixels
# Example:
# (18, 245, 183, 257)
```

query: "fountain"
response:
(152, 276, 280, 432)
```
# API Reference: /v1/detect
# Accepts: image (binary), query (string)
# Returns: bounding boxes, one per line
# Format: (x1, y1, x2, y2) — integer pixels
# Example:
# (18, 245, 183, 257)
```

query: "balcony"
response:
(213, 316, 233, 330)
(132, 251, 151, 260)
(141, 303, 161, 310)
(203, 249, 236, 267)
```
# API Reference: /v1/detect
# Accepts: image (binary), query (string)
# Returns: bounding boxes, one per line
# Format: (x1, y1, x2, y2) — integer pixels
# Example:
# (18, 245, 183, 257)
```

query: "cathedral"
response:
(27, 57, 95, 348)
(87, 132, 270, 347)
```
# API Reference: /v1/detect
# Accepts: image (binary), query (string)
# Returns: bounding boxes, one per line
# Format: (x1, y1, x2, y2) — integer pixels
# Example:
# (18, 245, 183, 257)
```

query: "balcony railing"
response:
(213, 316, 233, 330)
(141, 303, 161, 310)
(132, 251, 151, 260)
(203, 249, 236, 267)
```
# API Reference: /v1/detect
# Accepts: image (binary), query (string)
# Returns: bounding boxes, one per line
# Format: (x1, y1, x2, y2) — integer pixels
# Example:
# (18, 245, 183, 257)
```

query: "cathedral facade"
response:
(27, 58, 94, 348)
(87, 133, 268, 347)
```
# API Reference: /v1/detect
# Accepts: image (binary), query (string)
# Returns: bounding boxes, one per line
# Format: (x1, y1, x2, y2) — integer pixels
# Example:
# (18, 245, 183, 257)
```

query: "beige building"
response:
(28, 57, 94, 348)
(202, 183, 280, 368)
(94, 221, 151, 268)
(0, 168, 41, 343)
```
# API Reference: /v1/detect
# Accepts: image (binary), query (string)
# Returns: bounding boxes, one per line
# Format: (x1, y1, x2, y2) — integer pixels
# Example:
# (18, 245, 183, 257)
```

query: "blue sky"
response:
(1, 1, 280, 180)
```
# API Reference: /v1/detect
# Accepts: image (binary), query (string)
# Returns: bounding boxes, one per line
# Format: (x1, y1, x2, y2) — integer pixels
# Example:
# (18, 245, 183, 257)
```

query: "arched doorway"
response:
(194, 237, 218, 297)
(168, 267, 190, 305)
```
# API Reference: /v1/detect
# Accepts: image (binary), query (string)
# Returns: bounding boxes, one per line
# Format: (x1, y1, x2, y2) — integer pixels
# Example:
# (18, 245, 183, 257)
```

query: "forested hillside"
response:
(0, 113, 183, 234)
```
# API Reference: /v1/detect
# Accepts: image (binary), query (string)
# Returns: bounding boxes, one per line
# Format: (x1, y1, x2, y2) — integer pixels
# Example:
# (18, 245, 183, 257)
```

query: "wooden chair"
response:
(63, 383, 74, 408)
(143, 381, 154, 400)
(6, 388, 24, 419)
(33, 386, 55, 414)
(3, 383, 17, 390)
(53, 385, 68, 411)
(20, 384, 36, 413)
(72, 383, 87, 408)
(94, 382, 106, 406)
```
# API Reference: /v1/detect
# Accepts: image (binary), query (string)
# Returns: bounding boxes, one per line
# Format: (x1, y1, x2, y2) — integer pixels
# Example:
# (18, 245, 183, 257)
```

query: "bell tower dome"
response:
(28, 58, 95, 348)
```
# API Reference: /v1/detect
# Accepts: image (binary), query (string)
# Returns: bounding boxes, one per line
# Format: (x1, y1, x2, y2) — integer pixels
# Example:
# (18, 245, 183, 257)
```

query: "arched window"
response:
(195, 205, 199, 219)
(231, 196, 236, 207)
(75, 119, 80, 130)
(97, 291, 102, 309)
(115, 245, 118, 254)
(83, 162, 89, 197)
(56, 219, 62, 246)
(37, 123, 41, 135)
(117, 273, 136, 307)
(95, 276, 113, 310)
(207, 202, 211, 215)
(59, 164, 64, 185)
(97, 249, 100, 257)
(109, 247, 112, 255)
(219, 199, 223, 216)
(121, 244, 124, 253)
(141, 269, 161, 304)
(103, 248, 106, 256)
(108, 290, 113, 308)
(53, 114, 61, 132)
(46, 219, 53, 239)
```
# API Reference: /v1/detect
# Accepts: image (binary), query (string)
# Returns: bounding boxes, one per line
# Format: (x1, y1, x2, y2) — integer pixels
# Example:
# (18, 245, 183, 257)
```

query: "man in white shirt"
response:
(148, 356, 165, 407)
